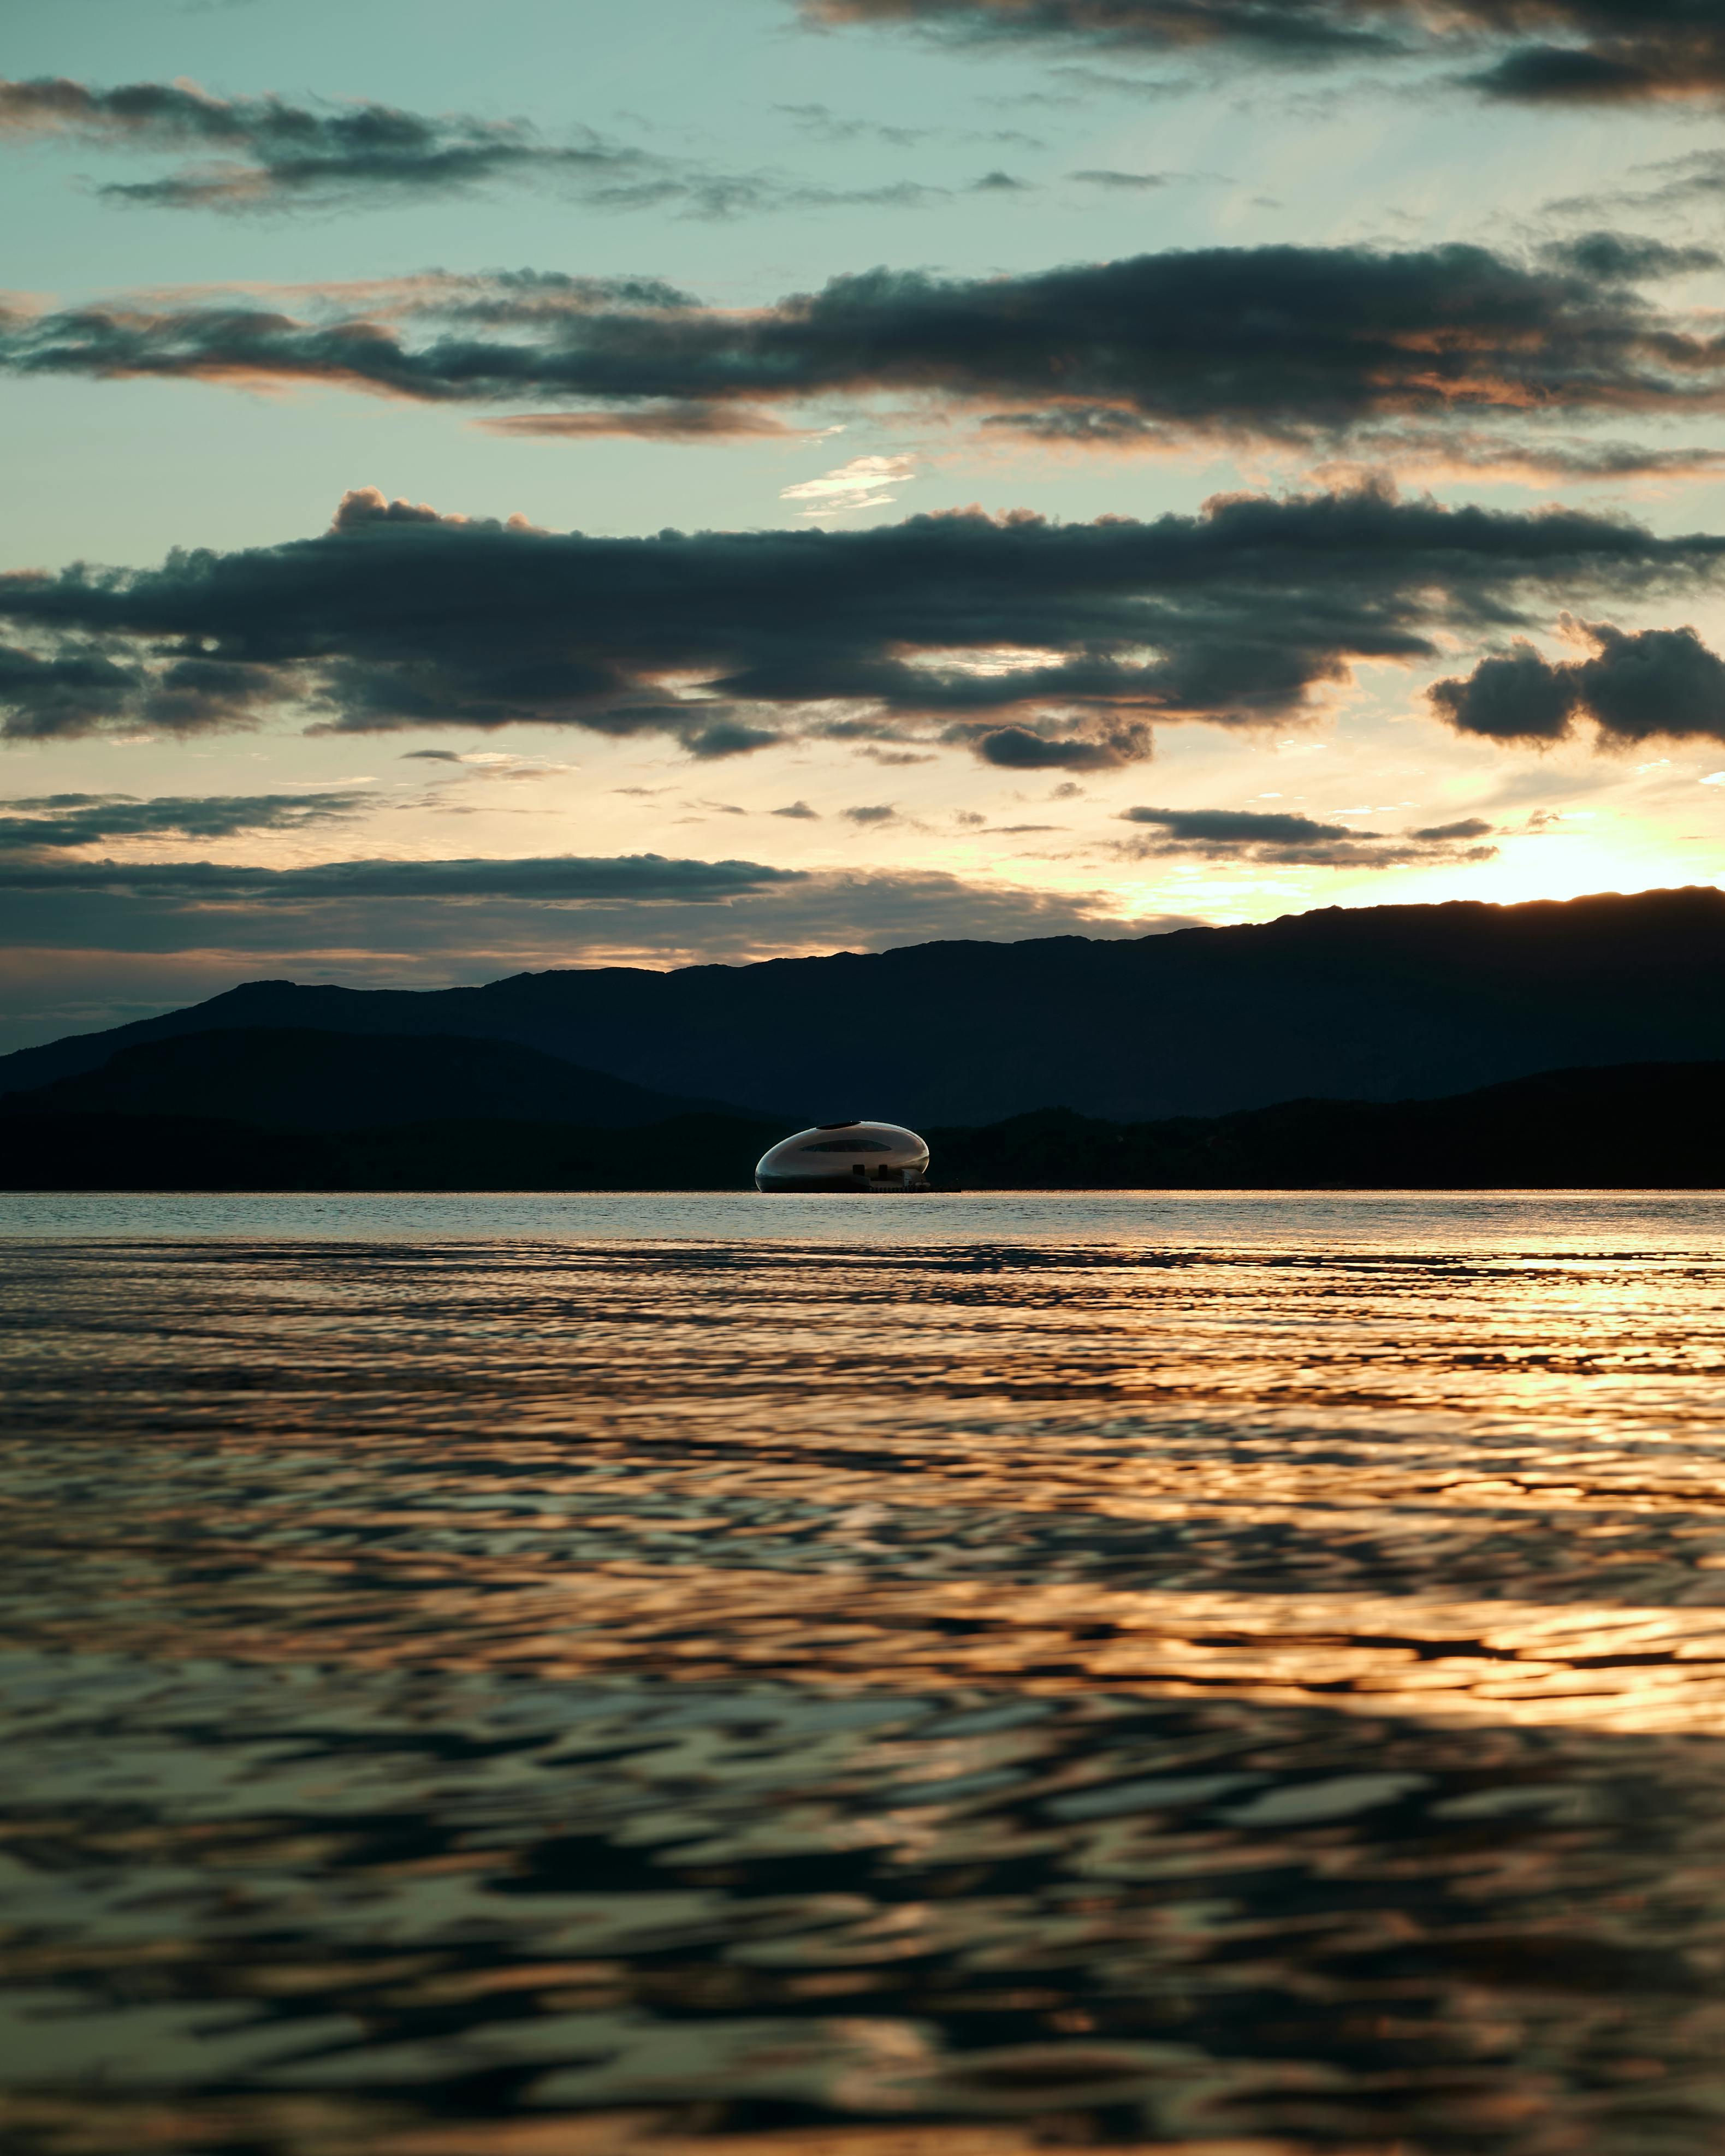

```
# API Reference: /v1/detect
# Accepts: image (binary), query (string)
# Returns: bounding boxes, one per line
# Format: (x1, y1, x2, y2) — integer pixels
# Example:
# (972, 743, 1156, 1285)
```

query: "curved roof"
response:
(755, 1120, 929, 1190)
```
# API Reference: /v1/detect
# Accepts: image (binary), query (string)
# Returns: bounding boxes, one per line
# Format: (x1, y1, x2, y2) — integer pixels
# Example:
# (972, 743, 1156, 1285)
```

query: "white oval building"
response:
(755, 1120, 930, 1192)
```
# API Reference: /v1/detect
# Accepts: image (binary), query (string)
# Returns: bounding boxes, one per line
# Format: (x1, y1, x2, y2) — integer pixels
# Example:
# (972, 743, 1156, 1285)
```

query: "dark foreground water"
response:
(5, 1192, 1725, 2156)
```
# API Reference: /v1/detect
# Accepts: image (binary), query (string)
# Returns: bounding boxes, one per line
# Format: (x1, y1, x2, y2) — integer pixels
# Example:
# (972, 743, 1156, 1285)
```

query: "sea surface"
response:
(5, 1191, 1725, 2156)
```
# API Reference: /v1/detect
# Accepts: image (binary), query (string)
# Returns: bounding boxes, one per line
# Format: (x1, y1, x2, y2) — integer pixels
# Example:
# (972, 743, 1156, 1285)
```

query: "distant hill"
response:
(0, 1027, 769, 1132)
(3, 1060, 1723, 1191)
(928, 1061, 1725, 1190)
(6, 886, 1725, 1126)
(0, 1110, 780, 1193)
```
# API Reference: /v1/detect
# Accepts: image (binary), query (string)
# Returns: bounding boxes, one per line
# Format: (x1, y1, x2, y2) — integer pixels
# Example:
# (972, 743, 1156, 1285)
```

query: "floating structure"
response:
(755, 1120, 931, 1192)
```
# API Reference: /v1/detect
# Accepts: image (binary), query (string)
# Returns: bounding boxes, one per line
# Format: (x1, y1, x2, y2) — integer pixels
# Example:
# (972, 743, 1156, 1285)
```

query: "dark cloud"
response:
(797, 2, 1725, 106)
(13, 242, 1725, 465)
(842, 802, 898, 823)
(1117, 803, 1498, 866)
(1428, 642, 1580, 743)
(772, 800, 821, 817)
(2, 484, 1721, 773)
(0, 852, 803, 902)
(0, 642, 292, 743)
(1431, 619, 1725, 745)
(0, 644, 141, 739)
(484, 405, 802, 442)
(1122, 805, 1353, 842)
(1070, 167, 1169, 188)
(0, 75, 952, 217)
(1408, 816, 1495, 841)
(1067, 166, 1222, 189)
(1466, 25, 1725, 105)
(970, 723, 1152, 769)
(0, 789, 366, 852)
(1536, 231, 1722, 281)
(685, 721, 787, 759)
(1313, 429, 1725, 484)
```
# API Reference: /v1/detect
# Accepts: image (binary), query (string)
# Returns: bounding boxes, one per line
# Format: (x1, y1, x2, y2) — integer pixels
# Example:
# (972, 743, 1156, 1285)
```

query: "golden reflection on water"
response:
(7, 1197, 1725, 2155)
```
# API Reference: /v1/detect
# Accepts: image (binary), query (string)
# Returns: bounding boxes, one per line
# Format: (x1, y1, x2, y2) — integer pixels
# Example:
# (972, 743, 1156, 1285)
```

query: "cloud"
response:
(0, 644, 146, 738)
(1117, 804, 1497, 866)
(0, 75, 954, 217)
(1123, 805, 1352, 843)
(485, 405, 803, 442)
(841, 801, 898, 823)
(1309, 429, 1725, 486)
(14, 241, 1725, 468)
(796, 2, 1725, 106)
(772, 799, 821, 817)
(2, 482, 1721, 770)
(1553, 152, 1725, 233)
(1430, 617, 1725, 746)
(1068, 166, 1220, 189)
(687, 720, 789, 759)
(1466, 27, 1725, 105)
(969, 723, 1151, 769)
(1070, 167, 1170, 188)
(774, 101, 930, 146)
(781, 453, 917, 518)
(399, 747, 576, 781)
(1536, 231, 1722, 281)
(0, 789, 367, 852)
(0, 851, 803, 902)
(1408, 816, 1495, 842)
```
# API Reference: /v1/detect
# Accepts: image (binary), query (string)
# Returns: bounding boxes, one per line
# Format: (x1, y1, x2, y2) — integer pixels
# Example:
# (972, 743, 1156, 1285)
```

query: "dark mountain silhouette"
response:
(3, 1060, 1722, 1192)
(0, 1110, 780, 1193)
(928, 1061, 1725, 1190)
(0, 1027, 766, 1132)
(5, 886, 1725, 1126)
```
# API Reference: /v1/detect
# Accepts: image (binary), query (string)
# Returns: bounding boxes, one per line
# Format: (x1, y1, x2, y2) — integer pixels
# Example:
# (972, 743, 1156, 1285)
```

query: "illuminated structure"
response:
(755, 1120, 931, 1192)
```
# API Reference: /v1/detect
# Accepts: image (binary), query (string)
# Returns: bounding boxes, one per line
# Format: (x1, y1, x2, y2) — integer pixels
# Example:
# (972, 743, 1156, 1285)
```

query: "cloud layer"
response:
(800, 2, 1725, 105)
(10, 241, 1723, 467)
(0, 850, 803, 901)
(1118, 803, 1497, 865)
(0, 76, 947, 217)
(0, 789, 366, 852)
(3, 482, 1720, 762)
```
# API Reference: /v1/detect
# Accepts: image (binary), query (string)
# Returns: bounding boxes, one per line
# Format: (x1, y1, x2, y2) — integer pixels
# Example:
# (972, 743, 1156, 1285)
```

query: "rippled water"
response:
(6, 1191, 1725, 2156)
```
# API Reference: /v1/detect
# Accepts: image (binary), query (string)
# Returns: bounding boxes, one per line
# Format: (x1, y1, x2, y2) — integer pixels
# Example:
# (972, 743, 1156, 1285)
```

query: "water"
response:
(4, 1191, 1725, 2155)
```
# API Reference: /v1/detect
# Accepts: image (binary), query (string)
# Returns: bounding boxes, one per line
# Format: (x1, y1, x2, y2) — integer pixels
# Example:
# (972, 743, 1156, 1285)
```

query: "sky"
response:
(4, 0, 1725, 1051)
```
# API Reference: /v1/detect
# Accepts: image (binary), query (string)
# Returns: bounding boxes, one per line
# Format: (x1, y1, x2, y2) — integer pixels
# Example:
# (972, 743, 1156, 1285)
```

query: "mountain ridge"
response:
(4, 1059, 1722, 1191)
(0, 1027, 772, 1133)
(7, 884, 1725, 1125)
